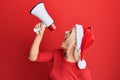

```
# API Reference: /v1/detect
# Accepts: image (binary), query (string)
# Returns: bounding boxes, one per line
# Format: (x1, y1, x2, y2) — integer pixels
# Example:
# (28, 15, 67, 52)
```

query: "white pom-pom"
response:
(77, 60, 86, 69)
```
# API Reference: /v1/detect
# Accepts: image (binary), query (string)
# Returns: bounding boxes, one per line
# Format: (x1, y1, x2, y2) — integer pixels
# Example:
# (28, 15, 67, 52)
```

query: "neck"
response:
(64, 49, 77, 62)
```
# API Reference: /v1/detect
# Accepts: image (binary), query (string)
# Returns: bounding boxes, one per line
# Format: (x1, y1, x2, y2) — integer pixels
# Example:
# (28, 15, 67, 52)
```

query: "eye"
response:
(69, 30, 72, 34)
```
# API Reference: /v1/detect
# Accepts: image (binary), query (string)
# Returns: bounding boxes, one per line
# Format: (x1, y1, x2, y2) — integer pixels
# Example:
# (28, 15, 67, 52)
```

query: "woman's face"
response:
(64, 30, 72, 41)
(61, 27, 76, 50)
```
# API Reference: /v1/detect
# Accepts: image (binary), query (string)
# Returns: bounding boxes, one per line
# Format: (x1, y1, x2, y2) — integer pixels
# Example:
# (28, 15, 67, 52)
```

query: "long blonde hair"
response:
(62, 27, 80, 61)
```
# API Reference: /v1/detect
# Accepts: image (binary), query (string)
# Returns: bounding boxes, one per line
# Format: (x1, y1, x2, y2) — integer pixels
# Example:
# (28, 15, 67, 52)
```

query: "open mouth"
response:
(64, 34, 68, 41)
(63, 35, 66, 41)
(64, 36, 66, 41)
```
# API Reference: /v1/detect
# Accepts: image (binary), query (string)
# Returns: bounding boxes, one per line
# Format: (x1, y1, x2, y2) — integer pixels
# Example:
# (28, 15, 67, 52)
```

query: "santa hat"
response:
(75, 24, 94, 69)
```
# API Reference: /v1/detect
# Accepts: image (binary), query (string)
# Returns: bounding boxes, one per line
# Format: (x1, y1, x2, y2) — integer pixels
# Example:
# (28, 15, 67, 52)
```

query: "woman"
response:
(29, 22, 94, 80)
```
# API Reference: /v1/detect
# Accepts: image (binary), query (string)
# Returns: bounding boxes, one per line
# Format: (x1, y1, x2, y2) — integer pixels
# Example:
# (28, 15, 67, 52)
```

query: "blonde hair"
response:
(62, 27, 80, 61)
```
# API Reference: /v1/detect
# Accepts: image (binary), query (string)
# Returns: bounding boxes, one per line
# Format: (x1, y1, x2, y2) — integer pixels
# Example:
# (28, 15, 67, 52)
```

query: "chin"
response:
(61, 43, 66, 50)
(61, 44, 65, 49)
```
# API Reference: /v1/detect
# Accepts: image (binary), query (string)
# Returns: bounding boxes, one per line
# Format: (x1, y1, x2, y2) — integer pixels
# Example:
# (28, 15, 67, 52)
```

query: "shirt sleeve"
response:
(36, 49, 57, 62)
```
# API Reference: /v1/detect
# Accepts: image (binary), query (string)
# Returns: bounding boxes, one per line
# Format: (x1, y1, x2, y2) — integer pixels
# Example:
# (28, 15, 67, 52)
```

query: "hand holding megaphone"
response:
(34, 22, 46, 35)
(33, 23, 56, 33)
(30, 2, 56, 33)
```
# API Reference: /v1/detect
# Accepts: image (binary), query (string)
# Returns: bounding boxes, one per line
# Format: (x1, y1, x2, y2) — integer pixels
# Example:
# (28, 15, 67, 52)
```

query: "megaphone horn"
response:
(30, 2, 56, 32)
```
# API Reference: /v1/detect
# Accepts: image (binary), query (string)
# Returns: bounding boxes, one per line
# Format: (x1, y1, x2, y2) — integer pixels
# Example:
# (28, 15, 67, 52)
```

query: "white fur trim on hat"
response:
(75, 24, 86, 69)
(75, 24, 84, 53)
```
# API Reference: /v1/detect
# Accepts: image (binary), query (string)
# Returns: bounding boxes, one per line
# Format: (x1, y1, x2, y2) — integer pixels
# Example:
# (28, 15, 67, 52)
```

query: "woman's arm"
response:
(28, 22, 46, 61)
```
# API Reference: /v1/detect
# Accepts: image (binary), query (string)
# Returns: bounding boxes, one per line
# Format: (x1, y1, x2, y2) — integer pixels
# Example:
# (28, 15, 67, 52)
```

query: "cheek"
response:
(62, 40, 72, 48)
(65, 32, 71, 38)
(61, 40, 68, 48)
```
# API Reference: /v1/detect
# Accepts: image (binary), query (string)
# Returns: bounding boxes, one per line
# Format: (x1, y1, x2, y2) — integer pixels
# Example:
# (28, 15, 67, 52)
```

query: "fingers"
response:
(41, 23, 46, 28)
(34, 22, 46, 35)
(40, 23, 46, 32)
(34, 23, 40, 35)
(35, 22, 45, 30)
(35, 23, 41, 29)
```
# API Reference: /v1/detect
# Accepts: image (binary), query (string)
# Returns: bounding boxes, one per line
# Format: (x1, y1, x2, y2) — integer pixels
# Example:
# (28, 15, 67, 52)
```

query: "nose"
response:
(65, 31, 69, 34)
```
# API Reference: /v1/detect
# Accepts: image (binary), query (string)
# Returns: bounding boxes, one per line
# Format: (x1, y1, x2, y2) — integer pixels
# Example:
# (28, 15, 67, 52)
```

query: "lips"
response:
(63, 35, 66, 41)
(64, 34, 68, 41)
(64, 36, 66, 41)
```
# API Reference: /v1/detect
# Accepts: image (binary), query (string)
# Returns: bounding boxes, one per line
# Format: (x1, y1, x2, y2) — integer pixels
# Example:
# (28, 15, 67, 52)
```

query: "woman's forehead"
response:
(71, 26, 76, 31)
(68, 26, 76, 31)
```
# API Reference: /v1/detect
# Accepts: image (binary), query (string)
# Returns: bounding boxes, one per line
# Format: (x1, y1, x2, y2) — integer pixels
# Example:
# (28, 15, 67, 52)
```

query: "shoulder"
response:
(52, 48, 64, 56)
(53, 48, 64, 53)
(40, 48, 63, 53)
(52, 48, 64, 61)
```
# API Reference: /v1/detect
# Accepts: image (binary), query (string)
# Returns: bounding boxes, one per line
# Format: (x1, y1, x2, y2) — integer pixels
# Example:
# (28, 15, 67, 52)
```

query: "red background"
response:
(0, 0, 120, 80)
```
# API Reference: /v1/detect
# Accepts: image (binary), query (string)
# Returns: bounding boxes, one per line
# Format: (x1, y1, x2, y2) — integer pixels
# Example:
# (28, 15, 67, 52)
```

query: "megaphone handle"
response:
(33, 23, 56, 32)
(33, 27, 41, 32)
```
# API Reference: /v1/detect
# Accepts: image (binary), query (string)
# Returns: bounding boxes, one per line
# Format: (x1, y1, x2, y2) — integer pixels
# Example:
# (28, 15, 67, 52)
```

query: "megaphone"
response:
(30, 2, 56, 32)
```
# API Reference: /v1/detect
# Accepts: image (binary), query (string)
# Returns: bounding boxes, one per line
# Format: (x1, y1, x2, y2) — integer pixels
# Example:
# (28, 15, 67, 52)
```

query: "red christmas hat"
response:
(76, 25, 95, 69)
(81, 26, 95, 60)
